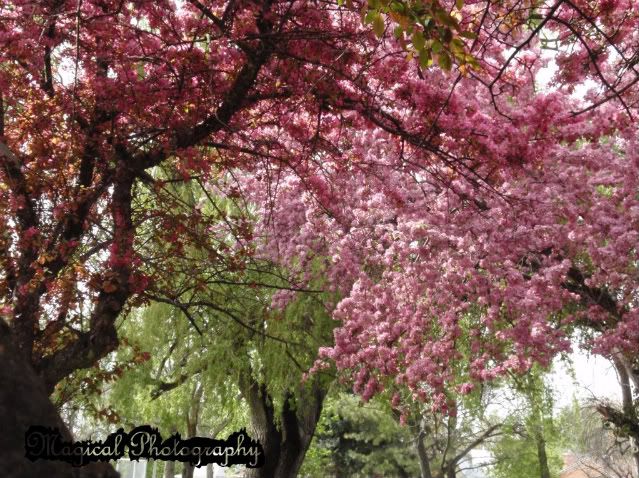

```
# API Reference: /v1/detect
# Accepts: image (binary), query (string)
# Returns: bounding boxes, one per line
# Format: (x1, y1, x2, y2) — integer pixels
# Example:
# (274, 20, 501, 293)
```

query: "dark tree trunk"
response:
(613, 356, 639, 477)
(535, 431, 551, 478)
(163, 425, 178, 478)
(416, 429, 434, 478)
(0, 320, 118, 478)
(241, 374, 327, 478)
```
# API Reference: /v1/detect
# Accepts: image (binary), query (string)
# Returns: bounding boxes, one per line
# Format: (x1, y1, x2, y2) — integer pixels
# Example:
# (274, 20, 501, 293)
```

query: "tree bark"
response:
(241, 374, 327, 478)
(0, 320, 118, 478)
(163, 460, 175, 478)
(183, 382, 204, 478)
(416, 429, 434, 478)
(535, 431, 551, 478)
(0, 3, 280, 473)
(612, 356, 639, 477)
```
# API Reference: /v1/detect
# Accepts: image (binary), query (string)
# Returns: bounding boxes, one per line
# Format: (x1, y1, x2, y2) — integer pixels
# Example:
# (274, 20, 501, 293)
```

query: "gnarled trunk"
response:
(241, 374, 327, 478)
(612, 356, 639, 477)
(0, 320, 118, 478)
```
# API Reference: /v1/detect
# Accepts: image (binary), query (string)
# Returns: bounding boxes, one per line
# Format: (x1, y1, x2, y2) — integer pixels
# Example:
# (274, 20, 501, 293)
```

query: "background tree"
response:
(595, 353, 639, 475)
(301, 391, 421, 478)
(134, 174, 338, 477)
(558, 399, 639, 478)
(489, 370, 562, 478)
(410, 385, 501, 478)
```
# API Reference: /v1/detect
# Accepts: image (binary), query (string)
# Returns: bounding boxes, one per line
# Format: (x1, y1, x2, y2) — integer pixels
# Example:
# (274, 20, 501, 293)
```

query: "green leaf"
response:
(432, 39, 443, 54)
(456, 0, 464, 9)
(412, 30, 425, 51)
(467, 55, 480, 69)
(450, 38, 465, 53)
(438, 51, 452, 71)
(435, 9, 459, 29)
(373, 14, 385, 37)
(390, 1, 402, 12)
(418, 49, 432, 68)
(136, 63, 145, 80)
(460, 30, 477, 39)
(364, 10, 377, 25)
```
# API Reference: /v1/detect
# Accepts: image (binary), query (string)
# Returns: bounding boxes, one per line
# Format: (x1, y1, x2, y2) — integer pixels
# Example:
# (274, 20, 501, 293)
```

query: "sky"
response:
(551, 349, 621, 409)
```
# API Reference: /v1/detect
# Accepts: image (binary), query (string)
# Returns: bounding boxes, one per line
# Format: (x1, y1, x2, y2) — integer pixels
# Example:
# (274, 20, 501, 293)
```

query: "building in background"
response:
(560, 451, 637, 478)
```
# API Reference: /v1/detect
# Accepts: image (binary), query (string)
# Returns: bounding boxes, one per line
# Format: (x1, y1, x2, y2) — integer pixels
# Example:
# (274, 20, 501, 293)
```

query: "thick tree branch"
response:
(596, 403, 639, 440)
(450, 423, 501, 466)
(150, 363, 207, 400)
(134, 1, 276, 172)
(0, 141, 42, 356)
(563, 265, 622, 329)
(36, 164, 135, 391)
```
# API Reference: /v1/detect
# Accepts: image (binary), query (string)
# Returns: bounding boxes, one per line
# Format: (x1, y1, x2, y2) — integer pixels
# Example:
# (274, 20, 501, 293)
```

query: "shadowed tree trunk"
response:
(416, 427, 434, 478)
(535, 430, 551, 478)
(612, 355, 639, 477)
(163, 425, 178, 478)
(183, 382, 204, 478)
(241, 373, 327, 478)
(0, 320, 118, 478)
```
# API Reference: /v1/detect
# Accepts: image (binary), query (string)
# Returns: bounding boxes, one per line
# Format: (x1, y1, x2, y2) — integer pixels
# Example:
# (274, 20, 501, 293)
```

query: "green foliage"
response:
(555, 398, 599, 453)
(58, 170, 339, 442)
(107, 304, 245, 437)
(490, 418, 563, 478)
(98, 170, 338, 437)
(300, 391, 420, 477)
(357, 0, 480, 72)
(489, 368, 563, 478)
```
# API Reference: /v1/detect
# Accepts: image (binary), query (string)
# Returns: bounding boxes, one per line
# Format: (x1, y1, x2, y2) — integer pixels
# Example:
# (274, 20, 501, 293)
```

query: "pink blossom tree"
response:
(239, 0, 639, 421)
